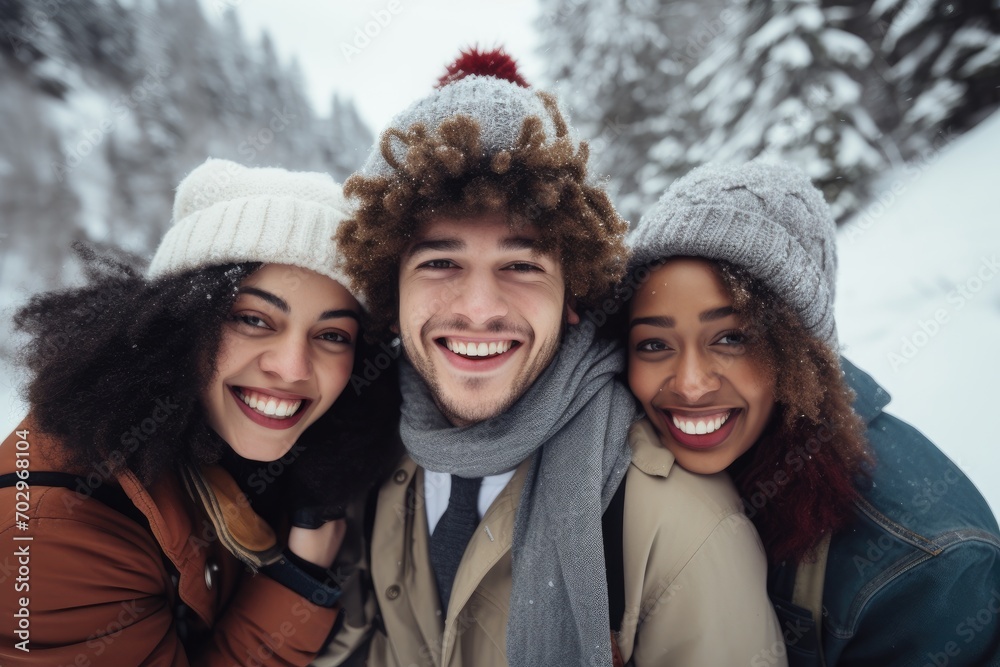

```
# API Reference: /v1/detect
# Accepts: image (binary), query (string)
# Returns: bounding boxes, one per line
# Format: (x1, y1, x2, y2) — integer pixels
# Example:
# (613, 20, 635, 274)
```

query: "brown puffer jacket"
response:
(0, 418, 338, 666)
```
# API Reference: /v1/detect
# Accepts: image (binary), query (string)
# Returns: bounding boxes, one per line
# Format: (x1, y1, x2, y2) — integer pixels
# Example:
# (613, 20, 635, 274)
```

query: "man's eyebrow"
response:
(319, 309, 360, 322)
(404, 238, 465, 259)
(700, 306, 735, 322)
(239, 287, 288, 313)
(629, 315, 674, 330)
(498, 236, 540, 252)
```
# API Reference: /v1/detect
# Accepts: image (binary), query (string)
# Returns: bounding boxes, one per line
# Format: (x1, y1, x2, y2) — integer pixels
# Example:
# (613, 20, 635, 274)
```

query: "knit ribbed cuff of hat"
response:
(148, 195, 354, 299)
(629, 203, 837, 348)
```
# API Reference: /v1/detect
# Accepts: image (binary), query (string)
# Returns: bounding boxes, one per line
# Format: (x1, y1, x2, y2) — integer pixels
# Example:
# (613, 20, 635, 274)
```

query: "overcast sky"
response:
(199, 0, 545, 132)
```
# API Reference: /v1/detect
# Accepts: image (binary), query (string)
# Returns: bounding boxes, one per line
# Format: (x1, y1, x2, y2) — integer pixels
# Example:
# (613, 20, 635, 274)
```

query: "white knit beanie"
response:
(628, 160, 839, 348)
(149, 158, 355, 298)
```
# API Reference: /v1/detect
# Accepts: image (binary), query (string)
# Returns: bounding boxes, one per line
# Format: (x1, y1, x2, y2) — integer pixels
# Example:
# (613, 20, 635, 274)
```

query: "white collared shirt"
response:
(424, 468, 517, 535)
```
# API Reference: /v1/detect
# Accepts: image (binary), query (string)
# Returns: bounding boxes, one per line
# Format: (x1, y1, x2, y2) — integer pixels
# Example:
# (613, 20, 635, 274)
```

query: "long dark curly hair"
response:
(336, 94, 630, 339)
(14, 244, 400, 509)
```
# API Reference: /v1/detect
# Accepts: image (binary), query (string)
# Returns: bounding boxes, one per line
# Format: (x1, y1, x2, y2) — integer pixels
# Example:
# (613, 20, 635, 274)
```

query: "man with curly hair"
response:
(318, 49, 785, 667)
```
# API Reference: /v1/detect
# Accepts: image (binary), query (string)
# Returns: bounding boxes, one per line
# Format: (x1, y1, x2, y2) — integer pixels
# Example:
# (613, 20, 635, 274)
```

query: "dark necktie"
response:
(428, 474, 483, 615)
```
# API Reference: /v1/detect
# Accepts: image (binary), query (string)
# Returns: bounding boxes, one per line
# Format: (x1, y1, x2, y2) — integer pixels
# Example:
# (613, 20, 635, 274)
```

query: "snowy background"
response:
(835, 110, 1000, 516)
(1, 0, 998, 513)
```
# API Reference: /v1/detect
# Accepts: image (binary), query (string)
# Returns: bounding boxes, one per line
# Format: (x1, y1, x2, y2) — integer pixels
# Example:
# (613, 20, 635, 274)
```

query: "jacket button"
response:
(393, 470, 408, 484)
(204, 561, 220, 590)
(386, 585, 401, 600)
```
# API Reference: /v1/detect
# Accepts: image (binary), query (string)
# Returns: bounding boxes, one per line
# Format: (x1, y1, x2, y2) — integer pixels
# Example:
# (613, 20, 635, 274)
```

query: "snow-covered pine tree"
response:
(537, 0, 722, 223)
(686, 0, 887, 219)
(328, 93, 374, 182)
(871, 0, 1000, 156)
(0, 0, 373, 296)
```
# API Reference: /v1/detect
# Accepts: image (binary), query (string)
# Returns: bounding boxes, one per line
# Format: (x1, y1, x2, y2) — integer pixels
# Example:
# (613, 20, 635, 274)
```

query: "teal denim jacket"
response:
(769, 359, 1000, 667)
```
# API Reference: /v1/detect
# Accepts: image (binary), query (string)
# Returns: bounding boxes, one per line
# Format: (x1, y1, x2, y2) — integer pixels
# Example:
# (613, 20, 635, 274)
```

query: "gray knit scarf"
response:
(399, 322, 638, 667)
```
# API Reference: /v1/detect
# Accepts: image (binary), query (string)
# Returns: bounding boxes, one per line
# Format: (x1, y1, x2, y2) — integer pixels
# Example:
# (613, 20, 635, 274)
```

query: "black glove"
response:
(290, 504, 346, 530)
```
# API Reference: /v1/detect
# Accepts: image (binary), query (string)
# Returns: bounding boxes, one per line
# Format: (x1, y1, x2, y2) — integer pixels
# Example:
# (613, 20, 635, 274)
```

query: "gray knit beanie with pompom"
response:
(359, 52, 579, 179)
(627, 160, 839, 348)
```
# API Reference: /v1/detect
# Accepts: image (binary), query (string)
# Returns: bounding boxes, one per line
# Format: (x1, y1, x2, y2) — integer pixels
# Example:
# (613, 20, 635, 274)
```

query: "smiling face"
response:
(627, 257, 776, 474)
(201, 263, 361, 461)
(397, 212, 579, 426)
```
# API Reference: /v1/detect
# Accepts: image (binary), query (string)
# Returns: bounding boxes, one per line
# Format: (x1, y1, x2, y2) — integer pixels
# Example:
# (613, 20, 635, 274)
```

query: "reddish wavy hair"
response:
(716, 261, 873, 564)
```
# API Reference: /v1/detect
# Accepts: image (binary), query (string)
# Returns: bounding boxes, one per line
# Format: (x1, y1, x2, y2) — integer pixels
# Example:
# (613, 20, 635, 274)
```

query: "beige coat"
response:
(317, 419, 785, 666)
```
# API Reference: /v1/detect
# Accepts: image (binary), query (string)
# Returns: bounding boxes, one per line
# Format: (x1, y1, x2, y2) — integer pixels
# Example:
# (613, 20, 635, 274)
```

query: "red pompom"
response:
(436, 47, 529, 89)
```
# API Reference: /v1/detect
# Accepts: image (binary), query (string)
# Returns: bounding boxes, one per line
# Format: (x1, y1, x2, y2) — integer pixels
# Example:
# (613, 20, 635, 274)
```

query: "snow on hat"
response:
(627, 159, 839, 348)
(149, 158, 358, 301)
(359, 47, 581, 178)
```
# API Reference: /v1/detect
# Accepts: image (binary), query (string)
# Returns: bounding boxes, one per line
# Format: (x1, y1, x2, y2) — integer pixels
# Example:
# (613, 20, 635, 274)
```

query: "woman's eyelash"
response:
(232, 313, 267, 328)
(717, 330, 747, 345)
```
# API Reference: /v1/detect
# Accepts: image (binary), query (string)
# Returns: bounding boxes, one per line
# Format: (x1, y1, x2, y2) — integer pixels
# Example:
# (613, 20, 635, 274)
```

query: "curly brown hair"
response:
(712, 261, 874, 564)
(337, 92, 629, 339)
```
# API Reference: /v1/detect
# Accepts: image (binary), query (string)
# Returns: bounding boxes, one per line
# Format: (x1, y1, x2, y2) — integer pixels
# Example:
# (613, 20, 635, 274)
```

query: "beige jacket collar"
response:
(375, 454, 532, 664)
(627, 418, 677, 479)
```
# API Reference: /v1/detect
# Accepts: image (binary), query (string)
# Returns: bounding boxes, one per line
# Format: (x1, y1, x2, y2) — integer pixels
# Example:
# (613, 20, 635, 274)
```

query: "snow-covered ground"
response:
(1, 112, 998, 517)
(837, 110, 1000, 516)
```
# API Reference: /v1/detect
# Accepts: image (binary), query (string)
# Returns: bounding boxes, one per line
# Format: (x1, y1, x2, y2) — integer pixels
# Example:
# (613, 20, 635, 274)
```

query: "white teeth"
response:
(671, 410, 733, 436)
(445, 339, 514, 358)
(238, 389, 303, 420)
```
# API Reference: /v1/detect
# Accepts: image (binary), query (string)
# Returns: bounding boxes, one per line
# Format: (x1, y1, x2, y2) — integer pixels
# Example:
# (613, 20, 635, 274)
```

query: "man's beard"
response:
(401, 318, 565, 427)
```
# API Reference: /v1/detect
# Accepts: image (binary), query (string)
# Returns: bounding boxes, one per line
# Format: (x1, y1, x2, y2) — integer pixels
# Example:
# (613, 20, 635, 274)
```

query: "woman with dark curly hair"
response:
(0, 159, 399, 666)
(623, 160, 1000, 666)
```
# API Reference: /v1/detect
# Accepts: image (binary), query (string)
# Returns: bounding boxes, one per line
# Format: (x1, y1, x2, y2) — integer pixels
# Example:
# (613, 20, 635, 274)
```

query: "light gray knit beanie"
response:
(149, 158, 357, 301)
(359, 53, 578, 178)
(627, 160, 838, 347)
